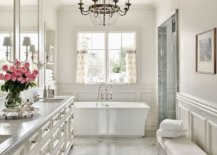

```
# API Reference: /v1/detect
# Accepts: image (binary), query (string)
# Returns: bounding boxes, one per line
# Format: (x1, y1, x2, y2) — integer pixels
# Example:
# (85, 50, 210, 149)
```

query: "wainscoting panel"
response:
(190, 112, 207, 150)
(177, 105, 190, 137)
(177, 93, 217, 154)
(57, 83, 157, 134)
(208, 121, 217, 155)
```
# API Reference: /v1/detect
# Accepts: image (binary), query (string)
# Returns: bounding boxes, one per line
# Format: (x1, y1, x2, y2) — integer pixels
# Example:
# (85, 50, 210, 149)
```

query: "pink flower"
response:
(24, 62, 30, 68)
(20, 67, 27, 73)
(15, 60, 21, 67)
(21, 79, 26, 84)
(11, 75, 17, 81)
(25, 77, 30, 82)
(25, 71, 31, 77)
(17, 76, 23, 82)
(15, 70, 22, 76)
(4, 73, 11, 81)
(10, 66, 16, 72)
(0, 73, 4, 80)
(33, 69, 38, 75)
(30, 75, 36, 81)
(2, 65, 8, 72)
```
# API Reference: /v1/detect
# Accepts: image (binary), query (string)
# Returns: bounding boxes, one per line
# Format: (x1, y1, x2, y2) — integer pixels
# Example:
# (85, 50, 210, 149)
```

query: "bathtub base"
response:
(74, 107, 149, 137)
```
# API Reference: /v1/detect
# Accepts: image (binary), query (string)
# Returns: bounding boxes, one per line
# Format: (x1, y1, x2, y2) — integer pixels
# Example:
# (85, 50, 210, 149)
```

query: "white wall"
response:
(42, 0, 58, 31)
(154, 0, 217, 103)
(57, 6, 156, 85)
(57, 6, 157, 132)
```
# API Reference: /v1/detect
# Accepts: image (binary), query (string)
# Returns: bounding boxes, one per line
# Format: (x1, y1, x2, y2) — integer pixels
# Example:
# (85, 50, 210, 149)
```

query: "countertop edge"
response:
(0, 96, 74, 155)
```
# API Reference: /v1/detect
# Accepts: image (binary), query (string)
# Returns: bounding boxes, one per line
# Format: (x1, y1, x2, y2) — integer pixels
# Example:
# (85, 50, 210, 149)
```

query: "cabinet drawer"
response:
(28, 132, 40, 151)
(60, 122, 65, 138)
(60, 108, 66, 118)
(57, 151, 63, 155)
(52, 113, 60, 127)
(41, 121, 52, 138)
(13, 145, 25, 155)
(40, 139, 52, 155)
(60, 143, 65, 154)
(65, 104, 71, 113)
(52, 128, 61, 149)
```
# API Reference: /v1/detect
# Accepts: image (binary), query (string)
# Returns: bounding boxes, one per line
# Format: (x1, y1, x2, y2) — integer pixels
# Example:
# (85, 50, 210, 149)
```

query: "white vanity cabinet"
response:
(8, 98, 74, 155)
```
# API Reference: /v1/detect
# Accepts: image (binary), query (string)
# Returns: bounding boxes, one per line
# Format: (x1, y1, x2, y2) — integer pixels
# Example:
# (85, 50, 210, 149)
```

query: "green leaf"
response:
(1, 85, 6, 92)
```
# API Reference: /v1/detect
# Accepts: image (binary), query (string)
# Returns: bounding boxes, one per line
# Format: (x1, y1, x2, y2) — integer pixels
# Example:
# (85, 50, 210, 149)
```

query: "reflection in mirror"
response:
(0, 0, 14, 66)
(20, 0, 38, 85)
(20, 0, 38, 66)
(44, 23, 56, 88)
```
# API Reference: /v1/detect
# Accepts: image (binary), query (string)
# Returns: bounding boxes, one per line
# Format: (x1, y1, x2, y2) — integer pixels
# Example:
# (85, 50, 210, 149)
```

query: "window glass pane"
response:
(122, 33, 135, 49)
(108, 33, 121, 49)
(91, 33, 105, 49)
(109, 49, 127, 83)
(86, 50, 105, 83)
(78, 33, 91, 50)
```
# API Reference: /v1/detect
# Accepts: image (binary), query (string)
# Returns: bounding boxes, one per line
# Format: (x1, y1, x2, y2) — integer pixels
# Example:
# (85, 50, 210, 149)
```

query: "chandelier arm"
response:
(80, 9, 90, 15)
(78, 2, 90, 15)
(118, 9, 127, 16)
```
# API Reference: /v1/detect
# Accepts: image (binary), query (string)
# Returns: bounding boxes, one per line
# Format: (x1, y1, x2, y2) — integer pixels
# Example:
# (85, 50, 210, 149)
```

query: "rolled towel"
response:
(160, 119, 183, 131)
(157, 129, 186, 138)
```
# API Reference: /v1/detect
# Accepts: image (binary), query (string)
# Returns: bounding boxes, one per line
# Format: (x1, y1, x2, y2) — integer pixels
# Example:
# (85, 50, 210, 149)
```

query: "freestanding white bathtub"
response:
(74, 102, 150, 137)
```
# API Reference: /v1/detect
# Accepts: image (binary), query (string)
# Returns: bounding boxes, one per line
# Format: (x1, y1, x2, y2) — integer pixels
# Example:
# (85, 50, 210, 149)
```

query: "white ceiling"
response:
(57, 0, 155, 6)
(0, 0, 154, 7)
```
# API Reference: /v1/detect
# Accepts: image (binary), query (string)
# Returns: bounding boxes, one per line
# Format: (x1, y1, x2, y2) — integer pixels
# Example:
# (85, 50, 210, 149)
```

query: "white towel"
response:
(160, 119, 183, 131)
(157, 129, 186, 138)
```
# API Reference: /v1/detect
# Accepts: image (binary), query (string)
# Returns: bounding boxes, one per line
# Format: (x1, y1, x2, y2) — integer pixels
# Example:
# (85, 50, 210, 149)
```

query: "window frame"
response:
(76, 30, 137, 85)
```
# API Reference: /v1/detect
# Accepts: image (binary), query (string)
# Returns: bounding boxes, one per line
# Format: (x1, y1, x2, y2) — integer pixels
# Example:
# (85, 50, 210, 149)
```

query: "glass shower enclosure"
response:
(158, 10, 179, 126)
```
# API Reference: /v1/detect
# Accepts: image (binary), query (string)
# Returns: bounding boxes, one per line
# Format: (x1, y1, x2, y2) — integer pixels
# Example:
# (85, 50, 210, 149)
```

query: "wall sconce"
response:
(21, 37, 31, 62)
(29, 44, 48, 69)
(3, 37, 14, 63)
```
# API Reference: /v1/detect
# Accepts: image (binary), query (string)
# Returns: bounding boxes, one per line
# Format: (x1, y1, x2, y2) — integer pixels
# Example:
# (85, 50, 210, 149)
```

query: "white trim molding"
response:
(177, 93, 217, 154)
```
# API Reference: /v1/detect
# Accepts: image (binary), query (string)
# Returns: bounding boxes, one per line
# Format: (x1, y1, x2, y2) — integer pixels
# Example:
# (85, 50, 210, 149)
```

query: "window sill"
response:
(74, 83, 137, 86)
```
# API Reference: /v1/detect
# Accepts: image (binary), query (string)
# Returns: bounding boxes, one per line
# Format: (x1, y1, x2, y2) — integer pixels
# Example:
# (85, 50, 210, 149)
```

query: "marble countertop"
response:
(0, 96, 74, 155)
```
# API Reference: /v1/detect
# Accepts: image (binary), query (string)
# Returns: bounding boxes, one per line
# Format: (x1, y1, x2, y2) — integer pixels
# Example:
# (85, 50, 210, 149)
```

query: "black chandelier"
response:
(78, 0, 131, 26)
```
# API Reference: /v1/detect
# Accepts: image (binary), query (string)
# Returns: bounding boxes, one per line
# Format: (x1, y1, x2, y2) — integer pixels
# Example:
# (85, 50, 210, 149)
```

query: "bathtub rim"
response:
(74, 102, 150, 109)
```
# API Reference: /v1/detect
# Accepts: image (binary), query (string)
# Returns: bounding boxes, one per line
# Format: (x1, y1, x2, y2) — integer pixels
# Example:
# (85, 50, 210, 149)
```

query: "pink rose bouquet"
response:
(0, 60, 38, 109)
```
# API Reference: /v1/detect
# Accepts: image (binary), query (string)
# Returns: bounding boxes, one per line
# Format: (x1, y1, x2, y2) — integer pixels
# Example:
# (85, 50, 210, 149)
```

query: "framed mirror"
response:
(0, 0, 14, 65)
(20, 0, 39, 85)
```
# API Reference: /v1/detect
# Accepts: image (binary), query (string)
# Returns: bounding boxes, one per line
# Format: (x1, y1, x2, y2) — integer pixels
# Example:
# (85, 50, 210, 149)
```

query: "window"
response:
(78, 33, 105, 83)
(77, 32, 136, 84)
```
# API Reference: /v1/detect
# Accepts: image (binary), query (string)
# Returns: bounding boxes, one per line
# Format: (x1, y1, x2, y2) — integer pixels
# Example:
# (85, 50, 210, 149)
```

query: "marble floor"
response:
(68, 136, 158, 155)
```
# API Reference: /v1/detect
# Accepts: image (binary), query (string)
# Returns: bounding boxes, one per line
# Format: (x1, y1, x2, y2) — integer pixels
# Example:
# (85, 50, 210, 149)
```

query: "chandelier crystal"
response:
(78, 0, 131, 26)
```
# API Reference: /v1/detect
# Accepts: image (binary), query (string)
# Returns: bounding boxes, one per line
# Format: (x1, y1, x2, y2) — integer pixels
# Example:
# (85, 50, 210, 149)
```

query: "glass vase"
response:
(5, 92, 23, 109)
